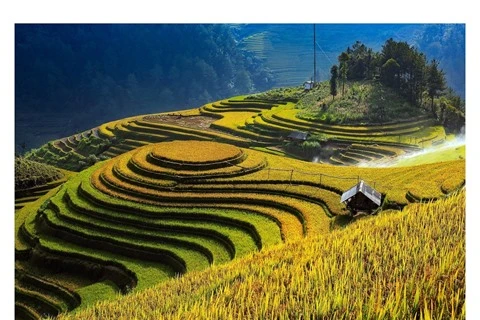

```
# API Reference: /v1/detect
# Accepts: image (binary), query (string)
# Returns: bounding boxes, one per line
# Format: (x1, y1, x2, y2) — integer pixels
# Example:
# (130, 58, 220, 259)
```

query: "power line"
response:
(313, 24, 316, 84)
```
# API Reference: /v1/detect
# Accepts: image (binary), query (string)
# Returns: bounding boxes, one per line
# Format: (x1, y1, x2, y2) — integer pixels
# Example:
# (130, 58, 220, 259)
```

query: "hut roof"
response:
(340, 180, 382, 206)
(287, 131, 309, 141)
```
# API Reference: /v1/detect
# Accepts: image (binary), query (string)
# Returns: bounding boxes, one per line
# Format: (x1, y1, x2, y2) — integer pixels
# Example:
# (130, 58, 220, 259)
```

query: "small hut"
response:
(340, 180, 382, 214)
(303, 80, 314, 90)
(286, 131, 310, 142)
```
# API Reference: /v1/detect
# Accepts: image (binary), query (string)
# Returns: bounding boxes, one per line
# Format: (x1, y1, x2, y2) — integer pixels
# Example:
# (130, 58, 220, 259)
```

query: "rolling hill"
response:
(15, 85, 465, 319)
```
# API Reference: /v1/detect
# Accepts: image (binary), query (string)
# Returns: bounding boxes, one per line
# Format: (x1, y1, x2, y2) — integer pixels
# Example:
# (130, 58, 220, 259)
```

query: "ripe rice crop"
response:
(149, 140, 242, 164)
(21, 140, 464, 316)
(59, 189, 465, 320)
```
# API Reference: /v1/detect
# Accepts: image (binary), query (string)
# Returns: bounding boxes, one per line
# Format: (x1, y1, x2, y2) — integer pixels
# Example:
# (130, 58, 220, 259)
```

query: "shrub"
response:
(15, 157, 63, 190)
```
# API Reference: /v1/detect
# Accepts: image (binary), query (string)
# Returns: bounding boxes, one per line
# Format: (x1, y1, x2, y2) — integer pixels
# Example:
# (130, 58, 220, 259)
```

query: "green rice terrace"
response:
(15, 83, 466, 319)
(25, 80, 459, 170)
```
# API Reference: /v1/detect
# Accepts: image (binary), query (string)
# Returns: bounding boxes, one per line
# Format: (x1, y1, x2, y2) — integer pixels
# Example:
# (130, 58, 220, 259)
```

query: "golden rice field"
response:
(26, 92, 448, 171)
(17, 90, 465, 319)
(57, 188, 465, 320)
(16, 138, 465, 319)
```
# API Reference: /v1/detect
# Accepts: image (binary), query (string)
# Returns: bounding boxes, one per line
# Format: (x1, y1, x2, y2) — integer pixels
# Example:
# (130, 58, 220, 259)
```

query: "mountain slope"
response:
(58, 189, 465, 320)
(235, 23, 465, 98)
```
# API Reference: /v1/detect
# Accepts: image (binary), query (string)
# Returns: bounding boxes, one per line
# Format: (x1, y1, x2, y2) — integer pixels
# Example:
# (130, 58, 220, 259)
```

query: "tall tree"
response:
(381, 58, 400, 88)
(330, 65, 338, 101)
(338, 52, 349, 95)
(426, 59, 446, 116)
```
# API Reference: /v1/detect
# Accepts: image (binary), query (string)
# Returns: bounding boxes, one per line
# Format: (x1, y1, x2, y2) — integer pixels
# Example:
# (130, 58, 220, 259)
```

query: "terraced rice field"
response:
(15, 174, 71, 211)
(26, 92, 447, 171)
(25, 128, 110, 171)
(15, 139, 465, 318)
(60, 189, 465, 320)
(196, 96, 444, 166)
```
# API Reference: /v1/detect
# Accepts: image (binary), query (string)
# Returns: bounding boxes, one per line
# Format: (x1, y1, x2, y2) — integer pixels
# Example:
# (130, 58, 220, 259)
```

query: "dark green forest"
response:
(15, 24, 274, 118)
(329, 38, 464, 131)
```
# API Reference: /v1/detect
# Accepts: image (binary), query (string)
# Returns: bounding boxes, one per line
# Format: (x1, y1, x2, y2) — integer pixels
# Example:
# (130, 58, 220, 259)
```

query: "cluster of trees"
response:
(15, 24, 275, 122)
(329, 39, 464, 131)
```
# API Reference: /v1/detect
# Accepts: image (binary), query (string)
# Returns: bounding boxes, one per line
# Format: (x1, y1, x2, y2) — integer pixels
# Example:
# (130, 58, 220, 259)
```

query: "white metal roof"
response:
(340, 180, 381, 206)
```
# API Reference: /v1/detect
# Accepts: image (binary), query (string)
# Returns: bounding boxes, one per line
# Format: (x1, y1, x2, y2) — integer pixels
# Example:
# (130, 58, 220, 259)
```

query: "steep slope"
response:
(15, 139, 464, 318)
(58, 188, 465, 320)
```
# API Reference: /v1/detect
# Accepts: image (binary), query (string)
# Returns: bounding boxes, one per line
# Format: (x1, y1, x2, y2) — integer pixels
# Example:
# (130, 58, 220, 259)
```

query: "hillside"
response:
(295, 80, 426, 124)
(15, 24, 273, 152)
(235, 24, 465, 98)
(57, 189, 465, 320)
(26, 86, 454, 171)
(15, 81, 466, 319)
(15, 137, 464, 318)
(15, 24, 465, 154)
(15, 158, 72, 211)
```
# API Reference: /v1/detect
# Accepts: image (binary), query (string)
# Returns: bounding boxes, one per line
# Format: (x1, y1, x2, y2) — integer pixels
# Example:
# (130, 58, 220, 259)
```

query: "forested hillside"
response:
(235, 24, 465, 97)
(15, 24, 274, 151)
(15, 24, 464, 153)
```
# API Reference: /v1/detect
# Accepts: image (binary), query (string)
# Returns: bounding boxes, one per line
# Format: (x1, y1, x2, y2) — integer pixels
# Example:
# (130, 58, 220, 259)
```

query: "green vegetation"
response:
(15, 157, 63, 190)
(297, 80, 425, 124)
(15, 26, 466, 320)
(334, 39, 464, 131)
(25, 129, 111, 171)
(246, 86, 304, 102)
(58, 189, 465, 320)
(329, 65, 338, 100)
(15, 158, 71, 211)
(16, 66, 465, 319)
(25, 75, 458, 170)
(16, 139, 465, 318)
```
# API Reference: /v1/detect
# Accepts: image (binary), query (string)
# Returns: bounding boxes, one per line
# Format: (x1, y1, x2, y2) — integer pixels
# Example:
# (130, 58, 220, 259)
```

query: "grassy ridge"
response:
(58, 189, 465, 320)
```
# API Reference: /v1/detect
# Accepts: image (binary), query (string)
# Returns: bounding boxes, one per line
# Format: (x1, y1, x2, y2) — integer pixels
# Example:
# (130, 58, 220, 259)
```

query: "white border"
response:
(2, 1, 477, 319)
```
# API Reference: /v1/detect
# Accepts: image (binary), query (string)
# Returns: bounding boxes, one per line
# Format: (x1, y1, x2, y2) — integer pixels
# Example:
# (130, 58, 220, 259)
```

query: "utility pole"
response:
(313, 24, 316, 84)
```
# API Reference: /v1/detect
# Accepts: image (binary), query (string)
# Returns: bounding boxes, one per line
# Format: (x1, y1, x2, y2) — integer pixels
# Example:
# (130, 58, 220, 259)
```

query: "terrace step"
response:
(22, 216, 171, 293)
(38, 208, 213, 272)
(95, 168, 320, 235)
(101, 151, 119, 158)
(337, 153, 360, 165)
(15, 284, 64, 317)
(55, 140, 73, 153)
(76, 181, 271, 252)
(16, 268, 80, 312)
(48, 193, 234, 265)
(15, 301, 43, 320)
(64, 137, 77, 149)
(329, 156, 348, 166)
(342, 151, 375, 162)
(63, 190, 254, 259)
(343, 148, 384, 159)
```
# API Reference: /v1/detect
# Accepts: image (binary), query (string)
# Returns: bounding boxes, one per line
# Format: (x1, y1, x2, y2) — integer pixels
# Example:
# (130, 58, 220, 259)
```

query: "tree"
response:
(338, 52, 349, 95)
(330, 65, 338, 100)
(426, 59, 446, 116)
(381, 58, 400, 88)
(235, 69, 254, 94)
